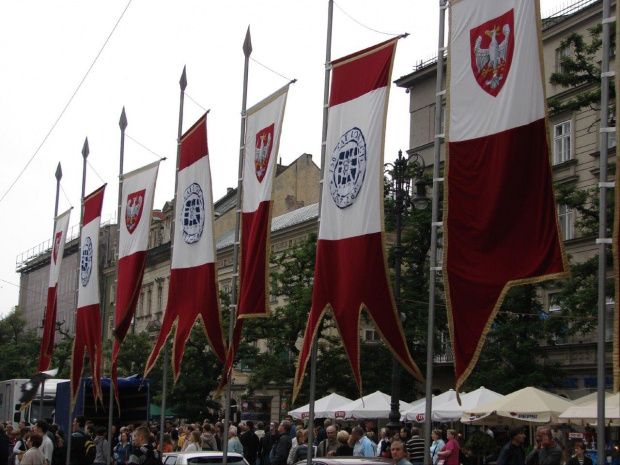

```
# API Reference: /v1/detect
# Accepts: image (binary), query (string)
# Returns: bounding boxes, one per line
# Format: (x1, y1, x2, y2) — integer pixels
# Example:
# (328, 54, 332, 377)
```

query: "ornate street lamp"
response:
(384, 150, 429, 435)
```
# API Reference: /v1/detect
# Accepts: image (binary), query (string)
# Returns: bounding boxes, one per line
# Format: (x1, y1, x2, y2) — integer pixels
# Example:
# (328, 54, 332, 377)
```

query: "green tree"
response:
(548, 23, 615, 115)
(0, 307, 40, 378)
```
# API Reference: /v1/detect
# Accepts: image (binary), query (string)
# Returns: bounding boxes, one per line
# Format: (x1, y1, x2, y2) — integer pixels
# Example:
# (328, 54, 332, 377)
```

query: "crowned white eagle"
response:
(474, 23, 510, 89)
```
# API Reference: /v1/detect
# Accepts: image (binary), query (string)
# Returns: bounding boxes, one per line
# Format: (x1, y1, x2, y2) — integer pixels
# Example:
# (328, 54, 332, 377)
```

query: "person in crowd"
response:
(0, 424, 10, 465)
(436, 429, 459, 465)
(274, 422, 292, 465)
(227, 427, 243, 456)
(240, 422, 259, 465)
(317, 426, 338, 457)
(14, 427, 30, 465)
(391, 441, 412, 465)
(51, 431, 66, 465)
(430, 430, 445, 465)
(497, 427, 526, 465)
(287, 430, 305, 465)
(93, 427, 109, 465)
(567, 442, 593, 465)
(201, 425, 218, 452)
(114, 432, 132, 465)
(351, 427, 374, 457)
(260, 422, 278, 465)
(331, 431, 353, 457)
(400, 429, 411, 443)
(526, 428, 562, 465)
(406, 427, 425, 465)
(159, 434, 173, 454)
(214, 424, 224, 452)
(315, 421, 331, 447)
(377, 429, 391, 458)
(70, 416, 89, 465)
(184, 432, 201, 453)
(33, 421, 53, 465)
(127, 426, 160, 465)
(21, 435, 45, 465)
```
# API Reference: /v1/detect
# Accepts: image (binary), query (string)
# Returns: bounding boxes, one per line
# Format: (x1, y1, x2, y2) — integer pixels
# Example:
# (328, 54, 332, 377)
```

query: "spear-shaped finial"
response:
(180, 66, 187, 91)
(55, 162, 62, 182)
(82, 137, 89, 160)
(243, 26, 252, 58)
(119, 107, 128, 132)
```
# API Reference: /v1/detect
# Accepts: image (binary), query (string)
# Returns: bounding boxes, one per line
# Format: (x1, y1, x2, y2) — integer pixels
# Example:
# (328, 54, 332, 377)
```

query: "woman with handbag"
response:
(430, 430, 445, 465)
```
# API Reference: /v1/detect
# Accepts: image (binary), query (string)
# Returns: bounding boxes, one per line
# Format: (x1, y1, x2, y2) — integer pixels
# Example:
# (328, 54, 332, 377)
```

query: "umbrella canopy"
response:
(433, 387, 504, 422)
(571, 391, 612, 406)
(559, 392, 620, 425)
(288, 393, 353, 420)
(459, 386, 573, 425)
(330, 390, 414, 420)
(401, 389, 460, 422)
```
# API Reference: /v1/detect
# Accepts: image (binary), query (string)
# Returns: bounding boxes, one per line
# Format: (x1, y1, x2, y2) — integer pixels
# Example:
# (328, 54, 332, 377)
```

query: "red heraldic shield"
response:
(293, 38, 424, 401)
(446, 0, 569, 392)
(71, 185, 106, 408)
(38, 209, 72, 372)
(144, 114, 226, 382)
(113, 161, 159, 402)
(217, 85, 290, 395)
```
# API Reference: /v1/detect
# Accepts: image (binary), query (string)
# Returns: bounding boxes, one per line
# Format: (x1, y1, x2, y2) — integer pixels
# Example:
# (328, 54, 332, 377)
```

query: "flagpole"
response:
(157, 65, 187, 453)
(223, 26, 252, 465)
(305, 3, 333, 462)
(66, 139, 89, 465)
(107, 108, 127, 457)
(597, 0, 611, 457)
(424, 1, 447, 463)
(39, 163, 63, 423)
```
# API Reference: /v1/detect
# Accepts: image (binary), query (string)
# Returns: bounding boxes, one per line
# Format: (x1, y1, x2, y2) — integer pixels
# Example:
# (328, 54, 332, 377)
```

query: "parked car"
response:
(163, 451, 249, 465)
(295, 459, 393, 465)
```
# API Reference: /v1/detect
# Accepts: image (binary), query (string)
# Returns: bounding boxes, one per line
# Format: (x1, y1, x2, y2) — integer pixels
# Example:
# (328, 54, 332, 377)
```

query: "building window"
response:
(556, 46, 572, 74)
(557, 204, 574, 241)
(363, 329, 381, 343)
(553, 121, 572, 164)
(146, 289, 152, 316)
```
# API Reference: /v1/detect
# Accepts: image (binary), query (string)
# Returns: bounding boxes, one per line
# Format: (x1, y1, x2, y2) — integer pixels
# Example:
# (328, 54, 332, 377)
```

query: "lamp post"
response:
(385, 150, 429, 435)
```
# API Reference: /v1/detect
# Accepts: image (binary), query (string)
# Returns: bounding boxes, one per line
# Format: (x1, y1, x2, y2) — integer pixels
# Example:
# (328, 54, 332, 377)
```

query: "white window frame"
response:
(553, 120, 572, 164)
(557, 204, 574, 241)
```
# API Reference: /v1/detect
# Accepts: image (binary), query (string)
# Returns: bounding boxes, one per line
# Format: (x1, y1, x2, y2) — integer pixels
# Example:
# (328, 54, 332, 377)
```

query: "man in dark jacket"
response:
(498, 427, 526, 465)
(240, 422, 261, 465)
(526, 428, 562, 465)
(260, 422, 278, 465)
(274, 422, 292, 465)
(70, 416, 88, 465)
(0, 424, 10, 465)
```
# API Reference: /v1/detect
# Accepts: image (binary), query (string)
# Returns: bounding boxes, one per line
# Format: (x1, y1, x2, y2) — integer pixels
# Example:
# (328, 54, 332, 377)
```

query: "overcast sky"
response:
(0, 0, 570, 318)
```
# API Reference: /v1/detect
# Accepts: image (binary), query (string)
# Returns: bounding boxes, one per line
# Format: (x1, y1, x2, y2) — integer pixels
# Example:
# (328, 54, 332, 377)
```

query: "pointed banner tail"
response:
(70, 185, 106, 407)
(445, 0, 569, 392)
(38, 208, 72, 373)
(113, 162, 160, 403)
(144, 114, 226, 383)
(293, 38, 424, 402)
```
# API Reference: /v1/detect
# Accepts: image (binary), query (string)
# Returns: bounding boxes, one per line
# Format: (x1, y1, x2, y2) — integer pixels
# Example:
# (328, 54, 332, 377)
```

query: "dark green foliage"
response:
(0, 308, 40, 378)
(548, 23, 616, 115)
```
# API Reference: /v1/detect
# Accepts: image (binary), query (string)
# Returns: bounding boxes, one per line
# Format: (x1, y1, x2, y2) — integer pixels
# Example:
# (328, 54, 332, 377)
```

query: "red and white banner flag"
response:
(446, 0, 569, 391)
(293, 39, 424, 400)
(70, 185, 105, 407)
(218, 84, 289, 392)
(144, 114, 226, 381)
(113, 161, 159, 397)
(38, 208, 71, 372)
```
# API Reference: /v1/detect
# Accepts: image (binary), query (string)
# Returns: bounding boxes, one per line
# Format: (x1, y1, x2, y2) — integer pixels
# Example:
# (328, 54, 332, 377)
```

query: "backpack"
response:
(81, 432, 96, 465)
(141, 448, 162, 465)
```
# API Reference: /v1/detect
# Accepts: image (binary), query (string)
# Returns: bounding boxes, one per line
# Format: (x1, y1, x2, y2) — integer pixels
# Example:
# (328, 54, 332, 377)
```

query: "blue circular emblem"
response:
(80, 237, 93, 287)
(328, 127, 367, 209)
(182, 183, 205, 244)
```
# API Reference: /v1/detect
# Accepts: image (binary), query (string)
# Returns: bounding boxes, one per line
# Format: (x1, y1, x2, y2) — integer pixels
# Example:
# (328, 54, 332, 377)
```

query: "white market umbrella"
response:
(329, 390, 414, 420)
(459, 386, 573, 425)
(433, 387, 504, 422)
(559, 392, 620, 426)
(288, 393, 353, 420)
(571, 391, 612, 406)
(401, 389, 460, 422)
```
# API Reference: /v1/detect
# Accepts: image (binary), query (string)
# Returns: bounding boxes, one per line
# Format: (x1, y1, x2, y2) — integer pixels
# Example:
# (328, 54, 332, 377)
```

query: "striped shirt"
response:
(406, 436, 425, 463)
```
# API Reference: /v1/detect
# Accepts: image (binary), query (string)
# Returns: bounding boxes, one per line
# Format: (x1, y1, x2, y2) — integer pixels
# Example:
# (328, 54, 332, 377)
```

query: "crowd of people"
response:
(0, 416, 600, 465)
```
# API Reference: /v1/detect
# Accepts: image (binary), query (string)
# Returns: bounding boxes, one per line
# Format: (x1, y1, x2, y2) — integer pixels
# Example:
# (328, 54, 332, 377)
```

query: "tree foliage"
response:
(0, 307, 40, 378)
(548, 23, 616, 115)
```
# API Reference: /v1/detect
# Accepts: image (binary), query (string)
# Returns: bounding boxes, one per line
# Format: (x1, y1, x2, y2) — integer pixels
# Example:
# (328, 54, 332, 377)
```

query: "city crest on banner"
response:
(470, 9, 514, 97)
(254, 124, 274, 183)
(125, 189, 146, 234)
(53, 231, 62, 264)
